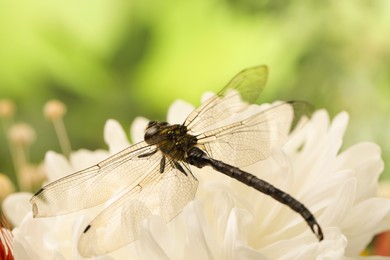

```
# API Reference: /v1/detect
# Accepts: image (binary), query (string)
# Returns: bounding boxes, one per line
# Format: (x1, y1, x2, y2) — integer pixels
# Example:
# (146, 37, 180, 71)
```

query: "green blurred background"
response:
(0, 0, 389, 189)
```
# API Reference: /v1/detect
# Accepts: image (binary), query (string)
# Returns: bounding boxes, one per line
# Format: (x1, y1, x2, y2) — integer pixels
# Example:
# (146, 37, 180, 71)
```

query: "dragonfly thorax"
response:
(144, 121, 198, 159)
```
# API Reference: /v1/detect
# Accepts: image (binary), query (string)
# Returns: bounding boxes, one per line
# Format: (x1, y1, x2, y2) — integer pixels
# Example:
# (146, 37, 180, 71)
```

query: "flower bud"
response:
(44, 99, 67, 120)
(0, 99, 15, 119)
(8, 123, 36, 146)
(0, 174, 15, 202)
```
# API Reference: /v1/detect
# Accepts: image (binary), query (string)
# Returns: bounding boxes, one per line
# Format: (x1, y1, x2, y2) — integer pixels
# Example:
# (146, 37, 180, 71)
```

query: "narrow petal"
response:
(320, 175, 357, 226)
(336, 142, 384, 202)
(137, 217, 170, 260)
(167, 100, 194, 124)
(69, 149, 109, 171)
(182, 202, 216, 260)
(342, 198, 390, 256)
(130, 117, 149, 143)
(104, 119, 130, 153)
(261, 227, 347, 259)
(2, 192, 33, 227)
(44, 151, 73, 182)
(222, 208, 253, 260)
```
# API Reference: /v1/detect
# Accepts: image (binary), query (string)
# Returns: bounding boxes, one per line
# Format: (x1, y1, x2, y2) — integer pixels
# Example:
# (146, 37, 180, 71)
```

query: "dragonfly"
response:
(30, 65, 323, 257)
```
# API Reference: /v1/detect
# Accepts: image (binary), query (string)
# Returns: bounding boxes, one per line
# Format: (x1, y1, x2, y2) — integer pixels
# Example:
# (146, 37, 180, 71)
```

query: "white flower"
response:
(3, 96, 390, 259)
(129, 101, 390, 260)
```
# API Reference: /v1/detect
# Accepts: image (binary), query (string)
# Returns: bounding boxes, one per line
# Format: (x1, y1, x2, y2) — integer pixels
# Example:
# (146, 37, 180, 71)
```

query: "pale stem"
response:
(14, 144, 28, 190)
(52, 117, 72, 158)
(0, 118, 18, 183)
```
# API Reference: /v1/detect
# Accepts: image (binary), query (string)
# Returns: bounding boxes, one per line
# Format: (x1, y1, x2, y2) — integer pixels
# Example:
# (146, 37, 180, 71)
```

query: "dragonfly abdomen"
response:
(185, 146, 324, 241)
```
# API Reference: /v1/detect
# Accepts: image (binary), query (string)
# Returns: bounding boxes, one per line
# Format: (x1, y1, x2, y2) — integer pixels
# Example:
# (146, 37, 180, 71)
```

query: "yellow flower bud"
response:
(0, 174, 15, 202)
(43, 99, 67, 120)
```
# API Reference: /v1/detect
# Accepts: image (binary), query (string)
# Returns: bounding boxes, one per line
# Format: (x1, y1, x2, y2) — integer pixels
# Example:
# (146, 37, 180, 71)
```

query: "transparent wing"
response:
(78, 161, 198, 257)
(30, 141, 162, 217)
(185, 65, 268, 133)
(196, 101, 312, 167)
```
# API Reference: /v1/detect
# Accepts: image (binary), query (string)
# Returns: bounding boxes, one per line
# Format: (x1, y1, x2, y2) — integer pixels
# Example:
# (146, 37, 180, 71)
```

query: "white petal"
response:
(201, 92, 215, 103)
(329, 111, 349, 139)
(2, 192, 33, 226)
(44, 151, 73, 182)
(13, 213, 54, 259)
(341, 197, 390, 256)
(336, 142, 384, 202)
(137, 216, 171, 260)
(182, 201, 216, 260)
(320, 176, 356, 226)
(167, 99, 194, 124)
(261, 227, 346, 259)
(104, 119, 130, 153)
(70, 149, 109, 171)
(233, 247, 266, 260)
(130, 116, 149, 143)
(13, 239, 41, 260)
(222, 208, 253, 260)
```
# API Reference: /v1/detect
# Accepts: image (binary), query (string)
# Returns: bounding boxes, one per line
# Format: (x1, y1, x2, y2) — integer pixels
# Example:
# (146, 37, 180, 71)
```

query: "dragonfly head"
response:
(144, 121, 170, 144)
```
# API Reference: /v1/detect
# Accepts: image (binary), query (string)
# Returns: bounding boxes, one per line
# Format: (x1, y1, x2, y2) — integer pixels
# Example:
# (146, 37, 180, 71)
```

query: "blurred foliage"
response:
(0, 0, 389, 188)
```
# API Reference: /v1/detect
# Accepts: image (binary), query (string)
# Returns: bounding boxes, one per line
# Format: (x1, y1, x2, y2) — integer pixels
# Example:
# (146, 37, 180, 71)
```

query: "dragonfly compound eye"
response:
(146, 121, 157, 130)
(144, 125, 159, 143)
